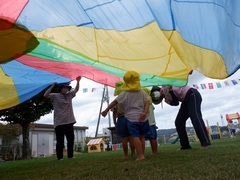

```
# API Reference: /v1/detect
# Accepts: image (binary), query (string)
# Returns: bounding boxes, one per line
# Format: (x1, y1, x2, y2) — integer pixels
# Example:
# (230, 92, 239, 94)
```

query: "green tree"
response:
(0, 123, 21, 142)
(0, 123, 22, 161)
(0, 90, 53, 159)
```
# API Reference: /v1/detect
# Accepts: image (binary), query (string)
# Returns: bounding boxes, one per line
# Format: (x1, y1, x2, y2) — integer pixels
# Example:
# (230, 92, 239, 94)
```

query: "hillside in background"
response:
(157, 125, 227, 136)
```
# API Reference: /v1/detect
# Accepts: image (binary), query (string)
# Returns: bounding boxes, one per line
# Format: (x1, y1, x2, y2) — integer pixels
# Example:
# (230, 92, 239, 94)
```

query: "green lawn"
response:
(1, 138, 240, 180)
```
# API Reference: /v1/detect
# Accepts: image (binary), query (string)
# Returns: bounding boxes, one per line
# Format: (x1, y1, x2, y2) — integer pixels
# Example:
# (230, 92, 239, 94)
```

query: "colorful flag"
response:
(231, 79, 238, 85)
(192, 84, 199, 89)
(208, 83, 213, 89)
(200, 83, 207, 89)
(224, 81, 229, 86)
(83, 88, 88, 93)
(216, 82, 222, 88)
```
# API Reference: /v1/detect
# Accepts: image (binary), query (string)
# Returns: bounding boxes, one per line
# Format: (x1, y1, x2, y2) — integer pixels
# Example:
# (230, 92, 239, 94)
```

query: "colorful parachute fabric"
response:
(0, 0, 240, 110)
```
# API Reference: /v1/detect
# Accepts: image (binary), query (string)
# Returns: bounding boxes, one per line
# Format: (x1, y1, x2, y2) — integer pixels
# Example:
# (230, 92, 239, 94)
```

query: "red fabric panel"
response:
(17, 55, 121, 87)
(0, 0, 28, 29)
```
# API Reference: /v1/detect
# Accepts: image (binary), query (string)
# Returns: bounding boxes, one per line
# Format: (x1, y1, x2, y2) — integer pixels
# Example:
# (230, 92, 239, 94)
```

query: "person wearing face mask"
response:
(44, 76, 81, 160)
(151, 85, 211, 150)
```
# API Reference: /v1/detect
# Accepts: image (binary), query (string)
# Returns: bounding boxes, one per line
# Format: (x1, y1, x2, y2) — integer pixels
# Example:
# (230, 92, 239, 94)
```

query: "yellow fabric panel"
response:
(162, 31, 228, 79)
(33, 22, 191, 79)
(32, 26, 98, 60)
(0, 67, 20, 109)
(32, 22, 227, 79)
(96, 22, 191, 78)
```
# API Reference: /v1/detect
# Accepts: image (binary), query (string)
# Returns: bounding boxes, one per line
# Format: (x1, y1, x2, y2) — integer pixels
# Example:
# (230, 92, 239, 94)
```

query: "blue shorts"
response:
(230, 129, 236, 133)
(127, 120, 150, 137)
(145, 124, 157, 140)
(116, 116, 130, 138)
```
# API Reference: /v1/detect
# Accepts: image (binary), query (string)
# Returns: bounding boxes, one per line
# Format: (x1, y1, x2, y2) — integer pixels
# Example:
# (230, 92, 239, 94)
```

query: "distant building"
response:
(18, 123, 88, 157)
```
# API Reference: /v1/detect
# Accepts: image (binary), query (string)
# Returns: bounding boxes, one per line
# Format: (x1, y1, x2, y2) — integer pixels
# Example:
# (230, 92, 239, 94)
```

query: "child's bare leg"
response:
(139, 135, 145, 154)
(150, 139, 158, 154)
(129, 137, 135, 156)
(133, 137, 145, 160)
(122, 137, 128, 158)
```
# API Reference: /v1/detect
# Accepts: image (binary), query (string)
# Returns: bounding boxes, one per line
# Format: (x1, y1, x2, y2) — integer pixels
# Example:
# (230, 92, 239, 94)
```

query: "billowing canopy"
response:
(1, 0, 240, 110)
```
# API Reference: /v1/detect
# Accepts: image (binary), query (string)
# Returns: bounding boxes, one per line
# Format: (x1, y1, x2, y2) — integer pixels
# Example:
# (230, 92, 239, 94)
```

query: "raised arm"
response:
(101, 99, 118, 117)
(73, 76, 81, 94)
(43, 82, 56, 99)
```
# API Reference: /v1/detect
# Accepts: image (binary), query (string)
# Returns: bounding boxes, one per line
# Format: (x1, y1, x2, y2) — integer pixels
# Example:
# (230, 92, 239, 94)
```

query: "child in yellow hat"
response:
(102, 71, 150, 161)
(112, 81, 135, 158)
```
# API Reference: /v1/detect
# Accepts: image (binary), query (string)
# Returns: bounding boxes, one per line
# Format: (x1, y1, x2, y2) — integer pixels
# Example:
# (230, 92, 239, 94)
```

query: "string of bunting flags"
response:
(81, 88, 97, 93)
(80, 79, 239, 93)
(192, 79, 240, 90)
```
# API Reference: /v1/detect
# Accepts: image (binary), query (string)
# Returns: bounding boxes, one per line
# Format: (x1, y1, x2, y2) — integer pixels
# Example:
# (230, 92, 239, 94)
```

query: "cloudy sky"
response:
(38, 69, 240, 137)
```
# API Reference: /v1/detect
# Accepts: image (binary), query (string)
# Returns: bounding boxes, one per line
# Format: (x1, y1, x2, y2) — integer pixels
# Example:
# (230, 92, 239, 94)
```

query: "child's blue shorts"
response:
(116, 116, 130, 138)
(127, 120, 149, 137)
(145, 124, 157, 140)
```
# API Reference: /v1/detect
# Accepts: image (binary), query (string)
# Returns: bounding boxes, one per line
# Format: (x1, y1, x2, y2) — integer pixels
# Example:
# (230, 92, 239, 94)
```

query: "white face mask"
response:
(152, 91, 161, 100)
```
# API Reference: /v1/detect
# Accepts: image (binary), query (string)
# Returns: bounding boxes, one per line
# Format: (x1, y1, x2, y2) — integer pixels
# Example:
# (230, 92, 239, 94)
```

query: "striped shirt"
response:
(49, 92, 76, 128)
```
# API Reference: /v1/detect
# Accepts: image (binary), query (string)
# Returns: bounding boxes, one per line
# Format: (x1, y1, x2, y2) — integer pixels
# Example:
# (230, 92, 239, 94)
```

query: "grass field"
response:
(1, 138, 240, 180)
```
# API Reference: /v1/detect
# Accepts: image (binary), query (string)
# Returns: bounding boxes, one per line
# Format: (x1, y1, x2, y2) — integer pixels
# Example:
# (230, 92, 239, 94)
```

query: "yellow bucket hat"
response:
(142, 87, 152, 104)
(114, 81, 124, 96)
(122, 71, 141, 91)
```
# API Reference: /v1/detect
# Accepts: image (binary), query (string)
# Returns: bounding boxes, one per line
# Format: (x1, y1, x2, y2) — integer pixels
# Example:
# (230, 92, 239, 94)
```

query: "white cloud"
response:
(38, 70, 240, 136)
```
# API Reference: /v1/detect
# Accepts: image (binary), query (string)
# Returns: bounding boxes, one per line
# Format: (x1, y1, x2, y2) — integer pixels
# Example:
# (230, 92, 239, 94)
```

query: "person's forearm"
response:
(75, 80, 80, 92)
(101, 100, 118, 117)
(139, 101, 150, 122)
(105, 100, 118, 112)
(44, 83, 55, 98)
(74, 76, 81, 93)
(143, 101, 150, 114)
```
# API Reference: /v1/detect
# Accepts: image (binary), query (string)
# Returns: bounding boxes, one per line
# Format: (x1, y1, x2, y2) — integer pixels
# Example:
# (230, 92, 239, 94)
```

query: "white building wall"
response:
(17, 126, 87, 157)
(32, 134, 38, 157)
(48, 134, 54, 155)
(37, 133, 49, 156)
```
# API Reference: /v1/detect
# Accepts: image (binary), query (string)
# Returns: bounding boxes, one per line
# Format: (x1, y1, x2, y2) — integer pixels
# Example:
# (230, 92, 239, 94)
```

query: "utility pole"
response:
(105, 85, 111, 128)
(95, 85, 112, 146)
(220, 114, 225, 126)
(95, 86, 106, 138)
